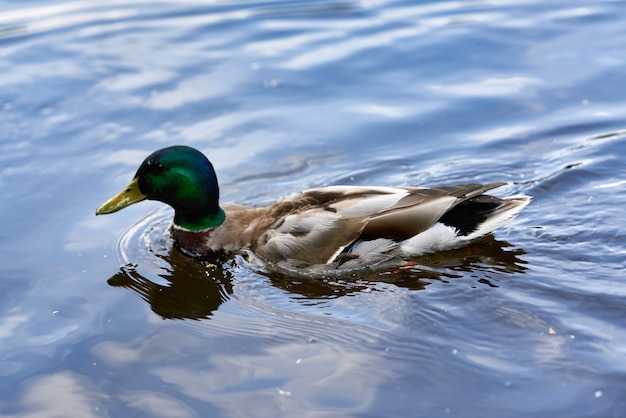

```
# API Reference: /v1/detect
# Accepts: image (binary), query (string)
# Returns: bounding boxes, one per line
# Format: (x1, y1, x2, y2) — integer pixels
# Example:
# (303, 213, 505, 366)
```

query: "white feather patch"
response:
(350, 238, 398, 256)
(399, 223, 463, 256)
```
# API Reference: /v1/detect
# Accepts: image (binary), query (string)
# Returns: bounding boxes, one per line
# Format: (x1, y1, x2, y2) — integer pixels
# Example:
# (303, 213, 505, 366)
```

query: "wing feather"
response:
(252, 182, 510, 264)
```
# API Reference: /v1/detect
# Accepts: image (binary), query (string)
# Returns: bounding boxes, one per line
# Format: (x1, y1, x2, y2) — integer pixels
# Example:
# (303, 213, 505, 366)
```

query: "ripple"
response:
(116, 207, 172, 266)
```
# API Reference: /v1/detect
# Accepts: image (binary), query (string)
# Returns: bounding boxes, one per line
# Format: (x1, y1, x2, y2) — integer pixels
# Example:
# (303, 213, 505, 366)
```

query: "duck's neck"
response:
(173, 208, 225, 232)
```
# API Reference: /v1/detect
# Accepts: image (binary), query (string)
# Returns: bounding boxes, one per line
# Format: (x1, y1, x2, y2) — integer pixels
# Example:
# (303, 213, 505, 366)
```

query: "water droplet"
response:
(122, 262, 138, 272)
(277, 388, 291, 396)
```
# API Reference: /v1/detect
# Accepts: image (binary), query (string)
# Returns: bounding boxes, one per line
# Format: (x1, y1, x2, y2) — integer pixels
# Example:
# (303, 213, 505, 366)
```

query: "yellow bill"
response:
(96, 177, 147, 215)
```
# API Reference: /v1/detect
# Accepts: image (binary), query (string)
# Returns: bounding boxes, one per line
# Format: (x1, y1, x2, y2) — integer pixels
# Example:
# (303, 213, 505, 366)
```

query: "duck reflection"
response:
(107, 249, 234, 320)
(107, 235, 527, 320)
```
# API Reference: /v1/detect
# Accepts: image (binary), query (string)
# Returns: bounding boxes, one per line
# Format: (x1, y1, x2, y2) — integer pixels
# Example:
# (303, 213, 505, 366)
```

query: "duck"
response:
(96, 145, 530, 272)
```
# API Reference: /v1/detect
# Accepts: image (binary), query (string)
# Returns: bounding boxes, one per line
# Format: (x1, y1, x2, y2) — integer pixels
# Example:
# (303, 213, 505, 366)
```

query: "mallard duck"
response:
(96, 145, 530, 271)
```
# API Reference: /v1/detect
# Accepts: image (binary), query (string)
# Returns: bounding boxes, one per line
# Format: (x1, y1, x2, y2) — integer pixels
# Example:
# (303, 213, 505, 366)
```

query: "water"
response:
(1, 0, 626, 416)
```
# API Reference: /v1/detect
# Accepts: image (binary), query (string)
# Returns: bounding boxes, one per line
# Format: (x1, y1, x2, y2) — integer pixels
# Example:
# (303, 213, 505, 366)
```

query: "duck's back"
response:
(250, 183, 530, 267)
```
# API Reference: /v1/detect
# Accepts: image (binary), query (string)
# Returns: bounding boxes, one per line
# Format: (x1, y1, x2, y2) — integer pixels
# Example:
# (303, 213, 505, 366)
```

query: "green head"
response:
(96, 145, 225, 231)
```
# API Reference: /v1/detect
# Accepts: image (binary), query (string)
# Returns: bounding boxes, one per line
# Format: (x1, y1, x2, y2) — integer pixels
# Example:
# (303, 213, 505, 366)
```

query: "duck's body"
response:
(96, 146, 530, 271)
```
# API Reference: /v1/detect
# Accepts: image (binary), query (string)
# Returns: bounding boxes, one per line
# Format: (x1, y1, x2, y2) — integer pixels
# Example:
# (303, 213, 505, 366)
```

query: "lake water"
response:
(2, 0, 626, 416)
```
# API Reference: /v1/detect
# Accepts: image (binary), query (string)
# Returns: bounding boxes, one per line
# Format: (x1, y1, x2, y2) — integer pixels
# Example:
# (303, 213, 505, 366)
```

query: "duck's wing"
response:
(252, 183, 507, 265)
(360, 183, 507, 240)
(252, 186, 398, 264)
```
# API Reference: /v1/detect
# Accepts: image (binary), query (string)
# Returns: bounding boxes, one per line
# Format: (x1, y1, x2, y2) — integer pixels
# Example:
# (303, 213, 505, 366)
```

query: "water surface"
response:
(1, 0, 626, 417)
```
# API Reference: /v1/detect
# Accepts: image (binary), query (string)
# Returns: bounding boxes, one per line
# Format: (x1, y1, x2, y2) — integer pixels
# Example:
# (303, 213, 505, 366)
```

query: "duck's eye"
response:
(147, 160, 167, 173)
